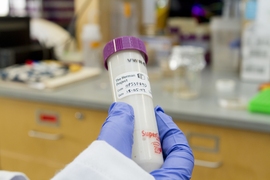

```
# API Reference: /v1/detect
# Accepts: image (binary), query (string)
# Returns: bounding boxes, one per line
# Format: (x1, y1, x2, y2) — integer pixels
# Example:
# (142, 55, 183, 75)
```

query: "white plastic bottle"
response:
(103, 36, 164, 172)
(210, 0, 241, 73)
(81, 24, 102, 69)
(241, 0, 270, 82)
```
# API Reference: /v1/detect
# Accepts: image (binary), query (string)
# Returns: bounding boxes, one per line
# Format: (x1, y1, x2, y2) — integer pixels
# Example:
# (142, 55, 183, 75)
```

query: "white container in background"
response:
(110, 0, 139, 38)
(241, 0, 270, 82)
(103, 36, 163, 172)
(169, 46, 206, 99)
(142, 0, 156, 35)
(210, 0, 241, 73)
(82, 24, 102, 68)
(256, 0, 270, 26)
(210, 17, 241, 73)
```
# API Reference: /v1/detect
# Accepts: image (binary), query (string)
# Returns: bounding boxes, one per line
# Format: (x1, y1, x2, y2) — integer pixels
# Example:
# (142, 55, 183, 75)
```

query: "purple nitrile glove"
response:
(98, 103, 194, 179)
(150, 106, 194, 180)
(97, 102, 134, 158)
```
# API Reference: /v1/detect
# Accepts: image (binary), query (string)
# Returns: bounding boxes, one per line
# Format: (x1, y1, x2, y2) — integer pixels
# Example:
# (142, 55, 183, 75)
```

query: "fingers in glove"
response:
(151, 106, 194, 180)
(98, 102, 135, 158)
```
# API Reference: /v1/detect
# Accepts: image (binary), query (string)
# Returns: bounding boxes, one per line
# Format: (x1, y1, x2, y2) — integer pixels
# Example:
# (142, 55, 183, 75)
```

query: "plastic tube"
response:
(103, 36, 163, 172)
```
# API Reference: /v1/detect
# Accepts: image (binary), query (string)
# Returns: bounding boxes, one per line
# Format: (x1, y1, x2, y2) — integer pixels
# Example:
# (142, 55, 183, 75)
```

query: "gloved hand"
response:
(98, 102, 194, 179)
(97, 102, 134, 158)
(150, 106, 194, 180)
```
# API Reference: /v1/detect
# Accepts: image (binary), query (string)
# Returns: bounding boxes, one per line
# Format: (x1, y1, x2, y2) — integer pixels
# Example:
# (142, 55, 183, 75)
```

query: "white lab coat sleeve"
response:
(51, 140, 155, 180)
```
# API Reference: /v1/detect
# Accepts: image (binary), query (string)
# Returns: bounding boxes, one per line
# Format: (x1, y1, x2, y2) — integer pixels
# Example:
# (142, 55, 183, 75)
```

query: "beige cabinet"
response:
(174, 121, 270, 180)
(0, 97, 270, 179)
(0, 97, 107, 180)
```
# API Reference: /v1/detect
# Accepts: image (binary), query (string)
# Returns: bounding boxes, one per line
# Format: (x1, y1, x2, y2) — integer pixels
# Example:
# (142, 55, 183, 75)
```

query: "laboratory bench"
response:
(0, 69, 269, 180)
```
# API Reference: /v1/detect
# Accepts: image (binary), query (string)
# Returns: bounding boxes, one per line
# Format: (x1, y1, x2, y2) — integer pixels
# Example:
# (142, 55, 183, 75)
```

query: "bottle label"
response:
(114, 72, 152, 99)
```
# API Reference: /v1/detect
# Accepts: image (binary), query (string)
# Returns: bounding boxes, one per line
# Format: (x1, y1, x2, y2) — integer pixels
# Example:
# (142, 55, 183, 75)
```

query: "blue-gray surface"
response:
(0, 69, 270, 133)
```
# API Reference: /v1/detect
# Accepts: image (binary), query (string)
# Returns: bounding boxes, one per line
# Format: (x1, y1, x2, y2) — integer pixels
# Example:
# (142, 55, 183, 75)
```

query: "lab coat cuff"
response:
(51, 140, 155, 180)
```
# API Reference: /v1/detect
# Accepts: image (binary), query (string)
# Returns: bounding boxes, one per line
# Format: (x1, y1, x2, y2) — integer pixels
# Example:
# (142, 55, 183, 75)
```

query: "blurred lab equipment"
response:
(8, 0, 74, 29)
(81, 24, 102, 69)
(0, 61, 68, 84)
(167, 18, 211, 65)
(142, 0, 156, 36)
(210, 0, 241, 73)
(249, 89, 270, 114)
(0, 61, 101, 90)
(81, 4, 102, 69)
(142, 0, 170, 36)
(110, 0, 139, 39)
(103, 36, 164, 172)
(169, 0, 223, 22)
(259, 83, 270, 91)
(140, 36, 172, 66)
(30, 18, 76, 61)
(9, 0, 27, 17)
(215, 79, 248, 109)
(0, 17, 53, 68)
(241, 0, 270, 82)
(242, 0, 257, 28)
(0, 0, 9, 16)
(155, 0, 170, 35)
(0, 17, 31, 48)
(169, 46, 206, 99)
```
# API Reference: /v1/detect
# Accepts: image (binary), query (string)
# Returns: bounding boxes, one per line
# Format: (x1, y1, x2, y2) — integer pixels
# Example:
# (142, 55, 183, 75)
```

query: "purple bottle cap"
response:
(103, 36, 148, 70)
